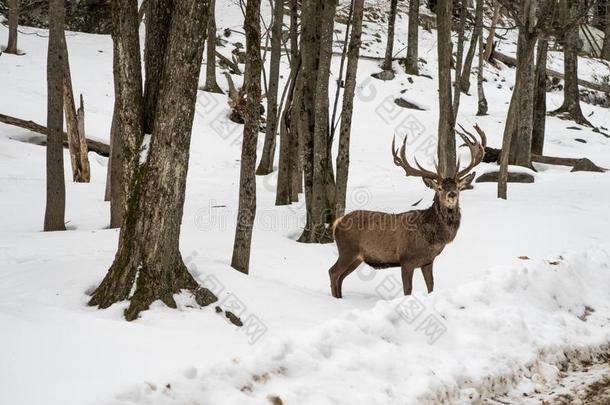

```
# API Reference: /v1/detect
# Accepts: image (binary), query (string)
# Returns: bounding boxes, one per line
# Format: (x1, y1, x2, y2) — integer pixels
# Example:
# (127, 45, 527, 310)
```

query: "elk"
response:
(329, 125, 487, 298)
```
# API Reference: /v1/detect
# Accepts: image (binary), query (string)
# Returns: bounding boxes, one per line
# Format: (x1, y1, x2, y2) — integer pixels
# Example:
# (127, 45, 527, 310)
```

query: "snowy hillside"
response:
(1, 1, 610, 404)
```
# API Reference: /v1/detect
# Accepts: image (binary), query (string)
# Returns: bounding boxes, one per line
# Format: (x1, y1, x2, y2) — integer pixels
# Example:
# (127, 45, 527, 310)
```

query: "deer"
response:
(329, 124, 487, 298)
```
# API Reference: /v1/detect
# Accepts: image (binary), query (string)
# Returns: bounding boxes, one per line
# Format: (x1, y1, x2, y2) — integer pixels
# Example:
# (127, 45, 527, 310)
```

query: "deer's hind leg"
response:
(329, 255, 361, 299)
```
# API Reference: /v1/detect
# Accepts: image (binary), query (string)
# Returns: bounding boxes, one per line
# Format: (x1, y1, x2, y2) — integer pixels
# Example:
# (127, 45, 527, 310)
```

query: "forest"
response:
(1, 0, 610, 404)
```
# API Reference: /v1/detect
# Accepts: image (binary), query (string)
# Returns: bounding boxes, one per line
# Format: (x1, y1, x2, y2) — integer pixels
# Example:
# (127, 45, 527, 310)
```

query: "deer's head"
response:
(392, 124, 487, 211)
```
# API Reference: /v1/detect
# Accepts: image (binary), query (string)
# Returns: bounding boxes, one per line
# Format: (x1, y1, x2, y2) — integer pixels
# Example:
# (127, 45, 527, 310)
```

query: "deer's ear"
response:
(458, 172, 476, 190)
(422, 178, 439, 190)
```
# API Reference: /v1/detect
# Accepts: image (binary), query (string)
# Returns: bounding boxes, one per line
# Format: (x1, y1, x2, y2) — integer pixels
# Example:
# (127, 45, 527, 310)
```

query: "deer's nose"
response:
(447, 191, 457, 199)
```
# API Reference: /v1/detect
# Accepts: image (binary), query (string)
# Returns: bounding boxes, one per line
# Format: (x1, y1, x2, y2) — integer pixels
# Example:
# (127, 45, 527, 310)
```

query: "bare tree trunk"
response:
(553, 0, 591, 126)
(44, 0, 66, 232)
(330, 0, 353, 139)
(437, 0, 455, 178)
(298, 0, 336, 243)
(104, 117, 115, 201)
(603, 1, 610, 60)
(452, 0, 467, 117)
(142, 0, 172, 134)
(61, 34, 90, 183)
(460, 0, 484, 93)
(335, 0, 364, 219)
(89, 0, 215, 321)
(109, 0, 145, 229)
(381, 0, 398, 74)
(276, 57, 300, 206)
(405, 0, 419, 75)
(290, 67, 304, 200)
(202, 0, 223, 93)
(532, 37, 548, 155)
(5, 0, 19, 54)
(231, 0, 261, 273)
(484, 0, 501, 61)
(476, 0, 488, 115)
(256, 0, 283, 175)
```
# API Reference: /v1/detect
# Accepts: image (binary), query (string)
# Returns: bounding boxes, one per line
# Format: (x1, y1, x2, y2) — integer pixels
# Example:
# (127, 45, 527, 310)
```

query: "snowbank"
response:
(111, 248, 610, 405)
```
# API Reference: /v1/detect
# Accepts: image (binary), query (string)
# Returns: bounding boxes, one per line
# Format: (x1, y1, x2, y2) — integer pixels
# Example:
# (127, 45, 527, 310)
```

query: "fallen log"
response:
(492, 50, 610, 94)
(0, 113, 110, 156)
(483, 147, 606, 171)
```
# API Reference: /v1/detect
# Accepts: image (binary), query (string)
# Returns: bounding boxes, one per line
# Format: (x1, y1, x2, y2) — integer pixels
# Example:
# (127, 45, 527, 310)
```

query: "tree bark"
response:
(5, 0, 19, 54)
(437, 0, 455, 178)
(231, 0, 261, 273)
(476, 0, 488, 116)
(61, 34, 91, 183)
(256, 0, 283, 175)
(459, 0, 484, 93)
(603, 1, 610, 60)
(104, 117, 115, 201)
(275, 56, 300, 206)
(44, 0, 66, 232)
(89, 0, 215, 321)
(298, 0, 336, 243)
(109, 0, 145, 229)
(335, 0, 364, 219)
(508, 29, 537, 167)
(452, 0, 467, 117)
(405, 0, 419, 75)
(484, 0, 501, 61)
(202, 0, 223, 93)
(553, 0, 591, 126)
(532, 37, 548, 155)
(142, 0, 172, 134)
(382, 0, 398, 72)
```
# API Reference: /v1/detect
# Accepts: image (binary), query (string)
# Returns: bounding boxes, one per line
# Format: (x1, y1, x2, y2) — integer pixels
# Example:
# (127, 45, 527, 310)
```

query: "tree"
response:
(460, 0, 484, 93)
(108, 0, 144, 228)
(603, 0, 610, 59)
(89, 0, 215, 320)
(552, 0, 591, 126)
(142, 0, 172, 134)
(436, 0, 455, 177)
(452, 0, 468, 116)
(484, 1, 501, 61)
(231, 0, 262, 273)
(44, 0, 66, 232)
(256, 0, 283, 175)
(61, 33, 91, 183)
(298, 0, 337, 243)
(5, 0, 19, 54)
(405, 0, 419, 75)
(380, 0, 398, 79)
(202, 0, 223, 93)
(335, 0, 364, 218)
(532, 37, 549, 154)
(476, 0, 488, 115)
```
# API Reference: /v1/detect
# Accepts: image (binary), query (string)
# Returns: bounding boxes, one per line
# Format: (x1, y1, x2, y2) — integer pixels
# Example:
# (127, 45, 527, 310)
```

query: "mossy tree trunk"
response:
(89, 0, 215, 320)
(231, 0, 261, 274)
(532, 37, 548, 155)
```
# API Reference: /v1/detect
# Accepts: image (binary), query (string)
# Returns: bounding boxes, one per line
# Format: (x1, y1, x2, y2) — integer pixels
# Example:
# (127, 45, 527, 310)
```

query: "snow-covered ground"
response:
(1, 2, 610, 404)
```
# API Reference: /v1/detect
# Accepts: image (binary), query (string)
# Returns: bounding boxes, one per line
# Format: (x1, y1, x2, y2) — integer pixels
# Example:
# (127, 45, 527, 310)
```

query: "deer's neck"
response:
(429, 195, 461, 232)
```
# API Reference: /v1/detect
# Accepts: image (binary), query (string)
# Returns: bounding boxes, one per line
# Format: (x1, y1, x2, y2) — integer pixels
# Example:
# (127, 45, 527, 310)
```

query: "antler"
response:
(391, 135, 439, 180)
(455, 124, 487, 179)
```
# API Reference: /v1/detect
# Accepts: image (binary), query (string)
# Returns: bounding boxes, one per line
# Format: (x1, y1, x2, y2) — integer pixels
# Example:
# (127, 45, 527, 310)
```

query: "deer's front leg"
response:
(400, 265, 415, 295)
(422, 262, 434, 293)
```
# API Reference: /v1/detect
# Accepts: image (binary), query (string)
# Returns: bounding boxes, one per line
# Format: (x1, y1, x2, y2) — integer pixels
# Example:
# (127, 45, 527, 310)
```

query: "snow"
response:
(1, 1, 610, 404)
